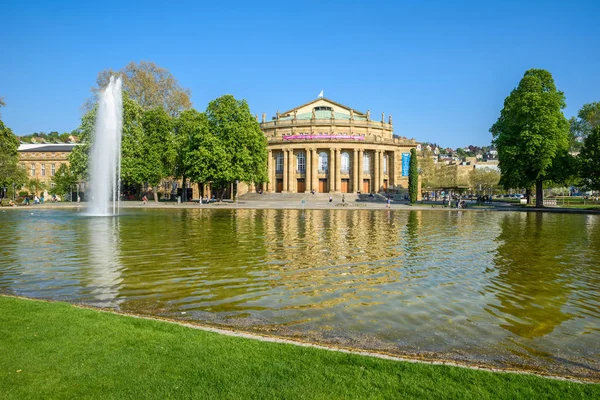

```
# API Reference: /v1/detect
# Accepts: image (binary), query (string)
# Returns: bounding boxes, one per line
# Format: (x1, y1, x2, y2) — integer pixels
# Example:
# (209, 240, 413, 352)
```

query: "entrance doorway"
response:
(297, 178, 306, 193)
(383, 179, 388, 190)
(276, 179, 283, 193)
(341, 179, 349, 193)
(363, 179, 370, 194)
(319, 179, 327, 193)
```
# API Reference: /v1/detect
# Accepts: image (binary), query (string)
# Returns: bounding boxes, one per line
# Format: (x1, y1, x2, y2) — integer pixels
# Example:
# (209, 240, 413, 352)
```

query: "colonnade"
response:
(266, 147, 397, 194)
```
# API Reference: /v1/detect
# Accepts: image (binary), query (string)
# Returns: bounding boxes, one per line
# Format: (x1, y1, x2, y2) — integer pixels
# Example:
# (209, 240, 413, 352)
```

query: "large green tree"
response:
(204, 95, 268, 198)
(490, 69, 569, 207)
(0, 119, 27, 197)
(90, 61, 192, 117)
(578, 125, 600, 191)
(173, 109, 221, 201)
(141, 108, 176, 202)
(408, 148, 418, 203)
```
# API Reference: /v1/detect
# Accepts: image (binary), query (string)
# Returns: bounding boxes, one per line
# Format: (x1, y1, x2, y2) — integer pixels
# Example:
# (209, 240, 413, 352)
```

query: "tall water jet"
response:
(88, 76, 123, 216)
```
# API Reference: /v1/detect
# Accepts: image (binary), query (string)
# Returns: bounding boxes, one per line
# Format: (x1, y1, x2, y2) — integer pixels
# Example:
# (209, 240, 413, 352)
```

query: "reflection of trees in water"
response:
(488, 212, 585, 339)
(116, 209, 271, 314)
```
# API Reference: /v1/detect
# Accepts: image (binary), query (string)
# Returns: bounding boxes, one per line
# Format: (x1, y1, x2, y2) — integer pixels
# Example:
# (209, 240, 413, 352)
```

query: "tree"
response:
(573, 102, 600, 140)
(0, 96, 5, 117)
(418, 149, 436, 189)
(490, 69, 569, 207)
(469, 167, 500, 194)
(0, 119, 27, 195)
(91, 61, 192, 117)
(204, 95, 268, 198)
(51, 164, 76, 199)
(408, 148, 418, 203)
(173, 109, 214, 201)
(141, 108, 176, 202)
(28, 178, 46, 196)
(70, 95, 146, 189)
(579, 125, 600, 191)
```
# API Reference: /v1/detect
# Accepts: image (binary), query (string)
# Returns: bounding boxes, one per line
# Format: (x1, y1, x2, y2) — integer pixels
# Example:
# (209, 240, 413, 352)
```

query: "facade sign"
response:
(282, 134, 365, 141)
(402, 153, 410, 176)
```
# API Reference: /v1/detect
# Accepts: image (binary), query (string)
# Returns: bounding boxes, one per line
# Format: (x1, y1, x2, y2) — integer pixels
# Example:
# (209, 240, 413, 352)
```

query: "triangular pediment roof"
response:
(281, 97, 365, 116)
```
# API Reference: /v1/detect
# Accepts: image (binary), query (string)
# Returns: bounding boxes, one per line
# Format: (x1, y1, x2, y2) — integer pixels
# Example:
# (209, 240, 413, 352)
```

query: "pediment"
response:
(281, 98, 365, 117)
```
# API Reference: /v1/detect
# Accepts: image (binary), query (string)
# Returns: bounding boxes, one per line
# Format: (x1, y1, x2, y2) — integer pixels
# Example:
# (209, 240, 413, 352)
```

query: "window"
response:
(80, 182, 85, 191)
(51, 183, 56, 189)
(297, 151, 306, 172)
(51, 164, 56, 176)
(31, 164, 35, 176)
(314, 106, 332, 111)
(20, 163, 25, 170)
(276, 152, 284, 173)
(318, 152, 328, 172)
(41, 164, 46, 177)
(341, 152, 350, 173)
(363, 153, 371, 173)
(383, 154, 388, 174)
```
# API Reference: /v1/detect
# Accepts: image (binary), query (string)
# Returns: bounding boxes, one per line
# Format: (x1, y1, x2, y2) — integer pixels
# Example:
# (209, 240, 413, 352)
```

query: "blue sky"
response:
(1, 0, 599, 148)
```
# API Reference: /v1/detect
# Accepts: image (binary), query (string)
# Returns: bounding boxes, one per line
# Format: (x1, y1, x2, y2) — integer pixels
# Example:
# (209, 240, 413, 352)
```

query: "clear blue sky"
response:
(1, 0, 599, 148)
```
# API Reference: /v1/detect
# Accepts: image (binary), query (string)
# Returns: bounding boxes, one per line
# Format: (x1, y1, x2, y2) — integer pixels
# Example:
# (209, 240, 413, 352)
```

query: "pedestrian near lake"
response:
(142, 195, 148, 204)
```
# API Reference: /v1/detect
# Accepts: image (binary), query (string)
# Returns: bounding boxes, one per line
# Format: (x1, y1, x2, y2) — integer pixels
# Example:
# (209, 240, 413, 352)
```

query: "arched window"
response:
(276, 152, 284, 173)
(341, 152, 350, 173)
(383, 154, 388, 174)
(318, 152, 328, 172)
(363, 153, 371, 173)
(297, 151, 306, 172)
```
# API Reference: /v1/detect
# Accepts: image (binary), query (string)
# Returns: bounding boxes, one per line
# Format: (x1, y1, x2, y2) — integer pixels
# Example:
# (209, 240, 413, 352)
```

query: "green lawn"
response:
(1, 296, 597, 399)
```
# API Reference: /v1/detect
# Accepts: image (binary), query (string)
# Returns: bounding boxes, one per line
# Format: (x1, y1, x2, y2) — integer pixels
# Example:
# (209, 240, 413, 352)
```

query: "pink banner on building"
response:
(282, 134, 365, 141)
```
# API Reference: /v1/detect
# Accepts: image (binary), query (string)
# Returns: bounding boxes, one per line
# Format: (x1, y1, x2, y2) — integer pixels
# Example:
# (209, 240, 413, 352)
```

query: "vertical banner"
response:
(402, 153, 410, 176)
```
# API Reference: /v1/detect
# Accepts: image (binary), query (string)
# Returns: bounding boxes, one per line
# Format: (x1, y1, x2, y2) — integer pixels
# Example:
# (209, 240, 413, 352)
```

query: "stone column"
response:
(335, 148, 341, 192)
(283, 149, 288, 192)
(374, 150, 380, 193)
(389, 151, 395, 189)
(329, 148, 335, 192)
(352, 149, 358, 193)
(358, 149, 363, 193)
(267, 149, 273, 193)
(379, 150, 385, 191)
(288, 149, 295, 193)
(305, 149, 311, 193)
(312, 149, 318, 192)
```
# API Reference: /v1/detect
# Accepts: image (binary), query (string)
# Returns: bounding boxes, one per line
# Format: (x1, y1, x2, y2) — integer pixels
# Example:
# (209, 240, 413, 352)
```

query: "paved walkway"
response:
(3, 197, 599, 214)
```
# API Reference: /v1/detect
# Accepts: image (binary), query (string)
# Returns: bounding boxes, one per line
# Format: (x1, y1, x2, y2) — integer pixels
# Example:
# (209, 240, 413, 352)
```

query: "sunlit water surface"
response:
(1, 208, 598, 379)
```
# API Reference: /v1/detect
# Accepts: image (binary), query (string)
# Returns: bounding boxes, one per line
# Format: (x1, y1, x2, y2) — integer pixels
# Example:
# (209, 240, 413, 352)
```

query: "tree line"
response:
(69, 61, 267, 202)
(1, 62, 268, 202)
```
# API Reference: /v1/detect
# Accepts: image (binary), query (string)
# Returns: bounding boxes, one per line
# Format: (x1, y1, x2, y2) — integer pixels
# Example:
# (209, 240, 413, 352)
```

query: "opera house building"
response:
(259, 97, 418, 194)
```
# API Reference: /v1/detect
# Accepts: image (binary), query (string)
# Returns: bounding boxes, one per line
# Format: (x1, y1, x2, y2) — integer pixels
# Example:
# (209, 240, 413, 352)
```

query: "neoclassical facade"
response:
(259, 98, 419, 194)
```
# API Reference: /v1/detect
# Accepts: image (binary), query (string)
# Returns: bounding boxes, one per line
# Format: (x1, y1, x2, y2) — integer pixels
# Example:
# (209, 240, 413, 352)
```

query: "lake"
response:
(1, 208, 598, 379)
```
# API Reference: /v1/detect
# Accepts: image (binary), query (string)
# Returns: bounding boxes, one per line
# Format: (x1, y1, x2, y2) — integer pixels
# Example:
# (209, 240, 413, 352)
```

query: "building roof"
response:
(280, 97, 366, 117)
(18, 143, 78, 152)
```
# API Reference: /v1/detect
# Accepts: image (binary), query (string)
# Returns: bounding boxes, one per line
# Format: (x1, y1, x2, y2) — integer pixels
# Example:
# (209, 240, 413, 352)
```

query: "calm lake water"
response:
(1, 208, 598, 379)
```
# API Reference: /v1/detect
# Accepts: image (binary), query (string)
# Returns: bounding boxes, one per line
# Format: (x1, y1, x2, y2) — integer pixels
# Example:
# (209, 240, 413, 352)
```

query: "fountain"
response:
(88, 76, 123, 216)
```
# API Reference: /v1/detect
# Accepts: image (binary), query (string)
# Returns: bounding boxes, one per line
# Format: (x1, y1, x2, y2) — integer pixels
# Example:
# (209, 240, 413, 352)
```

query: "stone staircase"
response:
(239, 192, 396, 203)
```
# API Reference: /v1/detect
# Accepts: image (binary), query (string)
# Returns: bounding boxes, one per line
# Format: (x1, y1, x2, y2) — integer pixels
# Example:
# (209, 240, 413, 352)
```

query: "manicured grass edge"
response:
(1, 295, 598, 399)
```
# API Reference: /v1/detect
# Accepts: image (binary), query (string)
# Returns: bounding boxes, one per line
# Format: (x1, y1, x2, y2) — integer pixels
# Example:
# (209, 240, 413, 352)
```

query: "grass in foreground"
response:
(1, 296, 597, 399)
